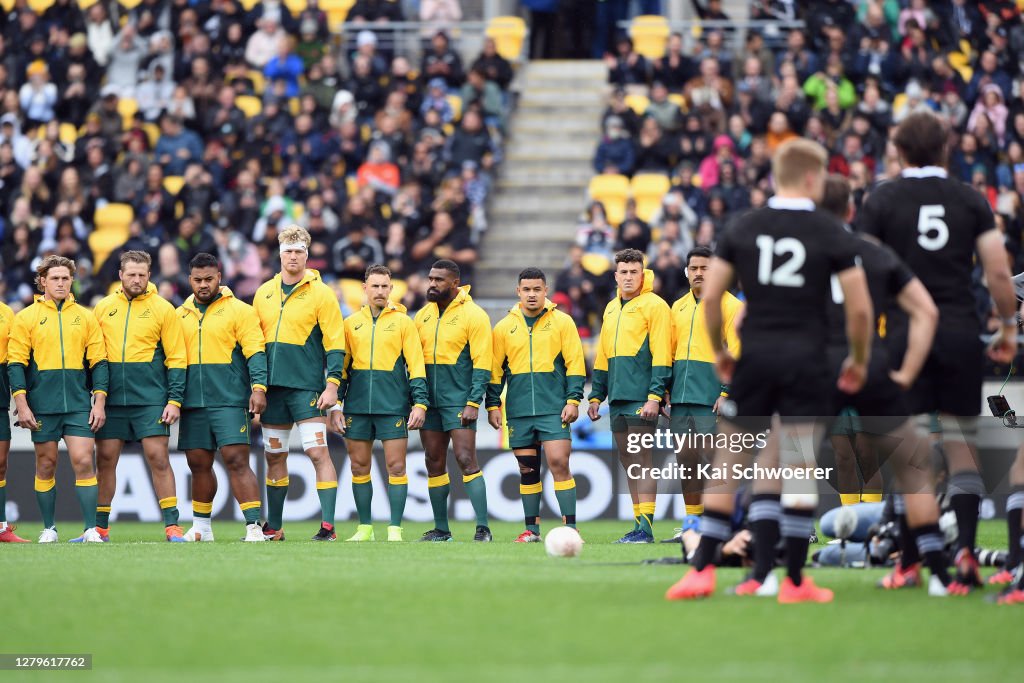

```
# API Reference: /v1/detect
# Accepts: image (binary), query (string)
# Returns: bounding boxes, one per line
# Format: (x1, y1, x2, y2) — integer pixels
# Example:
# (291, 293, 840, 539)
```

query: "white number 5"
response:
(756, 235, 806, 287)
(917, 205, 948, 251)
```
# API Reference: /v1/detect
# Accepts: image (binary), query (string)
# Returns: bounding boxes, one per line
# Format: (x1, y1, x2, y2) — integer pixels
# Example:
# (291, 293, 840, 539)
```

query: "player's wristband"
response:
(1000, 316, 1018, 327)
(328, 404, 343, 413)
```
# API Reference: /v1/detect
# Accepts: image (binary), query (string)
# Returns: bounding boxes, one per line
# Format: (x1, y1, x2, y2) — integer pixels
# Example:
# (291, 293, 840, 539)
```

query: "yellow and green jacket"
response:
(341, 301, 428, 415)
(669, 290, 743, 407)
(485, 300, 586, 418)
(414, 285, 492, 409)
(8, 294, 109, 414)
(0, 301, 14, 410)
(253, 270, 346, 392)
(177, 287, 268, 409)
(93, 283, 186, 408)
(588, 270, 672, 405)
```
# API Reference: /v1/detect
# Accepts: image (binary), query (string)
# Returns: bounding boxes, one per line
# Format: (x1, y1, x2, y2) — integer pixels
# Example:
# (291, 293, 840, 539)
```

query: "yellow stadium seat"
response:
(247, 69, 266, 95)
(630, 15, 670, 60)
(142, 122, 160, 147)
(235, 95, 262, 118)
(893, 92, 908, 114)
(691, 173, 702, 188)
(948, 51, 968, 70)
(624, 94, 649, 116)
(630, 173, 671, 223)
(0, 0, 15, 11)
(581, 253, 612, 277)
(117, 97, 138, 129)
(485, 16, 528, 61)
(78, 0, 99, 9)
(447, 94, 462, 122)
(339, 279, 365, 311)
(238, 0, 259, 10)
(667, 93, 687, 112)
(89, 227, 129, 272)
(346, 176, 358, 197)
(954, 64, 973, 83)
(282, 0, 307, 16)
(59, 122, 78, 145)
(118, 0, 143, 9)
(588, 174, 630, 227)
(288, 97, 301, 116)
(323, 0, 356, 32)
(163, 176, 185, 196)
(389, 278, 408, 303)
(94, 203, 134, 234)
(27, 0, 55, 13)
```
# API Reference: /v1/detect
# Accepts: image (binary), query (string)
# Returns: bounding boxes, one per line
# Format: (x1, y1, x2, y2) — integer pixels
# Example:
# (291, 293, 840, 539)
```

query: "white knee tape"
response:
(299, 421, 328, 451)
(780, 492, 819, 509)
(263, 428, 291, 454)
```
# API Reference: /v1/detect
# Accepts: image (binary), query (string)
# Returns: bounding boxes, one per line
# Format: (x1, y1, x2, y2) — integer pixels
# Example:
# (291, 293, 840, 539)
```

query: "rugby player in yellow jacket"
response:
(253, 226, 346, 542)
(586, 249, 672, 543)
(177, 253, 268, 543)
(413, 259, 493, 542)
(8, 255, 109, 543)
(486, 267, 586, 543)
(664, 246, 743, 542)
(0, 297, 28, 542)
(93, 251, 188, 543)
(331, 264, 428, 542)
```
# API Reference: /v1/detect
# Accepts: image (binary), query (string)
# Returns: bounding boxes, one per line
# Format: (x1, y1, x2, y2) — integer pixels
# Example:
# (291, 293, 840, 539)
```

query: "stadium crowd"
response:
(0, 0, 512, 313)
(568, 0, 1024, 362)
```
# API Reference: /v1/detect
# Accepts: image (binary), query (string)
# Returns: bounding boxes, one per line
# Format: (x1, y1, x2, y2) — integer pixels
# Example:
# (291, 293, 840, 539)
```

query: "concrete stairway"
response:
(474, 60, 607, 322)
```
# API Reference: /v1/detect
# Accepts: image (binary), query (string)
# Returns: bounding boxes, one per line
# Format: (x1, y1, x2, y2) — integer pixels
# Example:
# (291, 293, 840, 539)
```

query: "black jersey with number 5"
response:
(856, 169, 992, 330)
(716, 198, 859, 347)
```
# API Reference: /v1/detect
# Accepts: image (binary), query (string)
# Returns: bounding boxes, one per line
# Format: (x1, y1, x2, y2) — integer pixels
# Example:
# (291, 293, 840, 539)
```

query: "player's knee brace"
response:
(515, 454, 541, 485)
(299, 422, 328, 451)
(263, 427, 291, 454)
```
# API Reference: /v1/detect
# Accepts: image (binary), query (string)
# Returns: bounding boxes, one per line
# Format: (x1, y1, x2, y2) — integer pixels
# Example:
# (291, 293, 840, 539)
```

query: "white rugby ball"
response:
(544, 526, 583, 558)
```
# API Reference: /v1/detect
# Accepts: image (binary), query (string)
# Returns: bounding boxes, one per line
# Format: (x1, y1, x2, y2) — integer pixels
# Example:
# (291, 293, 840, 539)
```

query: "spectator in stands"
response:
(650, 238, 684, 302)
(653, 33, 694, 94)
(523, 0, 560, 60)
(334, 226, 385, 280)
(606, 36, 648, 87)
(635, 117, 674, 174)
(593, 115, 635, 175)
(136, 63, 175, 121)
(349, 54, 386, 121)
(616, 205, 651, 254)
(575, 202, 615, 258)
(447, 109, 494, 171)
(420, 77, 455, 125)
(777, 29, 819, 82)
(84, 3, 115, 68)
(357, 140, 401, 196)
(645, 81, 683, 134)
(18, 61, 57, 128)
(106, 23, 147, 97)
(803, 54, 858, 110)
(697, 134, 741, 189)
(246, 18, 285, 69)
(349, 0, 403, 23)
(969, 83, 1010, 146)
(352, 29, 388, 77)
(422, 31, 464, 90)
(685, 57, 733, 119)
(154, 113, 202, 175)
(602, 87, 641, 138)
(461, 67, 504, 130)
(264, 36, 305, 99)
(420, 0, 462, 38)
(471, 38, 513, 91)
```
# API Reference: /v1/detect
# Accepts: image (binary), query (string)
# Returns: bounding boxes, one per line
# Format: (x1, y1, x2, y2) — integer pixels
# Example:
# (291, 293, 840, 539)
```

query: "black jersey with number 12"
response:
(716, 197, 859, 348)
(856, 169, 993, 331)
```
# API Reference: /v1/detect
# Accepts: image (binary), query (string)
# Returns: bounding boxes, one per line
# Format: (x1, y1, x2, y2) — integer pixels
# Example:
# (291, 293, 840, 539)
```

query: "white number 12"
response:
(756, 235, 806, 287)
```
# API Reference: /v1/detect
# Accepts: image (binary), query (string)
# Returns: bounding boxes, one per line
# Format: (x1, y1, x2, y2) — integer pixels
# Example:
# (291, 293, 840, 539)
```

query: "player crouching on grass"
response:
(328, 264, 428, 542)
(177, 253, 268, 542)
(8, 255, 109, 543)
(0, 293, 28, 542)
(253, 226, 346, 542)
(486, 268, 586, 542)
(93, 251, 188, 543)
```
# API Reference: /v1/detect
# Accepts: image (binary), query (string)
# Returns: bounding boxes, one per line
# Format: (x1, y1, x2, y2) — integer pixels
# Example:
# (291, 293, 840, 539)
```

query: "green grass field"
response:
(3, 520, 1018, 683)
